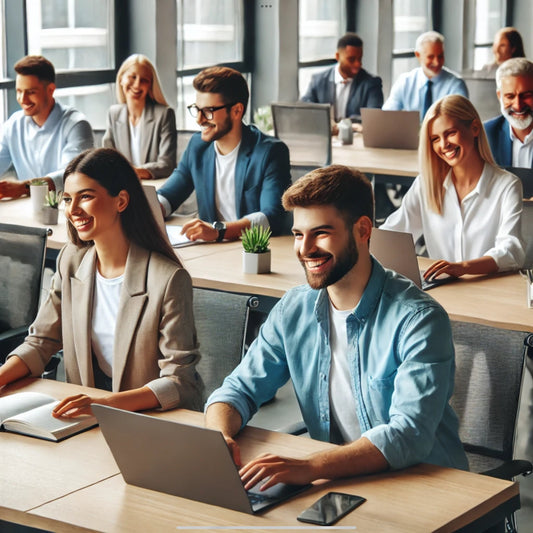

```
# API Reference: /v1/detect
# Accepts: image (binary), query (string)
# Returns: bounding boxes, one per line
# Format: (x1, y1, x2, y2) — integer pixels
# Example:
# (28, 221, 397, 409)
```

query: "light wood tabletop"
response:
(0, 380, 519, 533)
(332, 135, 419, 177)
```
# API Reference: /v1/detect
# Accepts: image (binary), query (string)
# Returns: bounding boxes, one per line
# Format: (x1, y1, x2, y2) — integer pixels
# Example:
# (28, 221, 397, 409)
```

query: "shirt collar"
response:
(442, 162, 490, 198)
(335, 65, 352, 85)
(26, 101, 60, 131)
(509, 123, 533, 146)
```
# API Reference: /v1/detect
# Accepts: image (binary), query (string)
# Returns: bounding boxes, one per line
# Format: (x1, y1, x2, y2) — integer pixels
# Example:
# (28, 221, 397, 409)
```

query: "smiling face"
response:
(416, 41, 445, 79)
(429, 114, 480, 169)
(15, 74, 55, 126)
(498, 74, 533, 134)
(292, 205, 360, 290)
(120, 64, 152, 104)
(194, 91, 235, 143)
(336, 45, 363, 79)
(493, 32, 513, 64)
(63, 172, 129, 245)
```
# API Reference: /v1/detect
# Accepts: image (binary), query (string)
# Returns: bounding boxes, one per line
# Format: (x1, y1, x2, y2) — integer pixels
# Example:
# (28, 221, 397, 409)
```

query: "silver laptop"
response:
(370, 227, 452, 290)
(142, 185, 195, 247)
(361, 108, 420, 150)
(92, 404, 312, 514)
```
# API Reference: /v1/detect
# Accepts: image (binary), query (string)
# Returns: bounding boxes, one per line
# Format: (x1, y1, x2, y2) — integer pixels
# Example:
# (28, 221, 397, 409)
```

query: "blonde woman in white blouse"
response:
(382, 94, 525, 281)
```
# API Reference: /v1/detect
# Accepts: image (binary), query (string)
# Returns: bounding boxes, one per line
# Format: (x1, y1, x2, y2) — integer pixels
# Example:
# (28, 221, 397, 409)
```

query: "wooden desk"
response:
(332, 135, 418, 179)
(0, 380, 519, 532)
(179, 237, 533, 333)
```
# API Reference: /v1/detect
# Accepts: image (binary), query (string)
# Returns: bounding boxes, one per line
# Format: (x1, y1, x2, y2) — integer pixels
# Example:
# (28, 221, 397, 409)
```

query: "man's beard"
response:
(300, 233, 359, 290)
(500, 99, 533, 132)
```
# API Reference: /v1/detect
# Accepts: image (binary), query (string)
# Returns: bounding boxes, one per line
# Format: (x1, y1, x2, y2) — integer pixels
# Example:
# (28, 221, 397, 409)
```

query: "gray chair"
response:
(505, 166, 533, 199)
(271, 102, 332, 167)
(451, 321, 532, 532)
(0, 223, 60, 379)
(193, 287, 258, 401)
(521, 200, 533, 268)
(177, 129, 197, 164)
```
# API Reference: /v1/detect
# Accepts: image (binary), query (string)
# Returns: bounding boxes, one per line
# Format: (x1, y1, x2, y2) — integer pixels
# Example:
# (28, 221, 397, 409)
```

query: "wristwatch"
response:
(212, 221, 227, 242)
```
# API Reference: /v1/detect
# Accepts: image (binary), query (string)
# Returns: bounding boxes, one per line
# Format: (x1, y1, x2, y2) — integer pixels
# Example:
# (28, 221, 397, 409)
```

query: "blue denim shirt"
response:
(207, 258, 468, 471)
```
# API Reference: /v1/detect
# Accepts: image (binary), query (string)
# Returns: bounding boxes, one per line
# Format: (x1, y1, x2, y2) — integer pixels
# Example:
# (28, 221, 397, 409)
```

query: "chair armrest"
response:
(0, 326, 28, 362)
(481, 459, 533, 480)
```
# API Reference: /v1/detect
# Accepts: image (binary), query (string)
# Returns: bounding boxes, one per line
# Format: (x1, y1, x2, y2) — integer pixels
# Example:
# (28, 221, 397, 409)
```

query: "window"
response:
(25, 0, 115, 129)
(176, 0, 247, 129)
(298, 0, 345, 97)
(391, 0, 430, 84)
(472, 0, 505, 70)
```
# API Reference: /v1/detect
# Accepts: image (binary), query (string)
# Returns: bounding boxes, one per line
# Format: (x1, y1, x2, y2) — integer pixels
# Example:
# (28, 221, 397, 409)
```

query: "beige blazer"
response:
(102, 101, 177, 179)
(10, 243, 203, 411)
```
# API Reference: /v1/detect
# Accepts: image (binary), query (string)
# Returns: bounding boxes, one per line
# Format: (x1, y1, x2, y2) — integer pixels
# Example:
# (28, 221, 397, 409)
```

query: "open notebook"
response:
(93, 405, 312, 514)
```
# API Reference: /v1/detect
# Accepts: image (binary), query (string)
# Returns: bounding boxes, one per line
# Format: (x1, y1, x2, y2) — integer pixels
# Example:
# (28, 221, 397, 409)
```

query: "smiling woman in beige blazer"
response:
(103, 54, 177, 180)
(0, 148, 203, 416)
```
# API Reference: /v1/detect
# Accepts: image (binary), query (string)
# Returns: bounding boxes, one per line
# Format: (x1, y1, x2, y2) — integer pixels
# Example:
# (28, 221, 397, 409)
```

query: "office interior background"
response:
(0, 0, 532, 135)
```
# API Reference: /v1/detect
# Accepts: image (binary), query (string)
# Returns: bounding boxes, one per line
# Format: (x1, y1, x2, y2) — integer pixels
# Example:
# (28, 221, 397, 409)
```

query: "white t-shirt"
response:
(91, 270, 124, 377)
(214, 141, 240, 222)
(328, 301, 361, 444)
(381, 163, 525, 271)
(128, 110, 144, 167)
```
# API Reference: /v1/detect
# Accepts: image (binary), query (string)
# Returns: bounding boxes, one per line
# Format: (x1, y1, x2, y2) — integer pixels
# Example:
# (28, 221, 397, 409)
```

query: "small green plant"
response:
(30, 178, 48, 186)
(44, 190, 63, 209)
(241, 225, 271, 254)
(253, 106, 273, 135)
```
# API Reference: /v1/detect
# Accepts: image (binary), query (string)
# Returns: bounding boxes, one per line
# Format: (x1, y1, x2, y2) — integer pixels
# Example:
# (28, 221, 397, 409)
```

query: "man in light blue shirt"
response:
(206, 166, 467, 490)
(383, 31, 468, 120)
(0, 55, 94, 199)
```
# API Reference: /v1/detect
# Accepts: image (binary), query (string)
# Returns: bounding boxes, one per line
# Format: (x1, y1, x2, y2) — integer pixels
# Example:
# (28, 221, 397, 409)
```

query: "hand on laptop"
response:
(423, 260, 461, 281)
(181, 219, 219, 242)
(239, 453, 316, 491)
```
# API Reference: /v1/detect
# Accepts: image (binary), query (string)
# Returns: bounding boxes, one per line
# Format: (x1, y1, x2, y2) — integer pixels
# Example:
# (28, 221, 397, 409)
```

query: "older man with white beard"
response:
(485, 57, 533, 168)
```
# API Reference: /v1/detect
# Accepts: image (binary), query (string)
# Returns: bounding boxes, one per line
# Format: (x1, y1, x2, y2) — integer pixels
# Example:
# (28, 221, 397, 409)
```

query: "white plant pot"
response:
(38, 206, 59, 225)
(30, 184, 49, 218)
(242, 250, 271, 274)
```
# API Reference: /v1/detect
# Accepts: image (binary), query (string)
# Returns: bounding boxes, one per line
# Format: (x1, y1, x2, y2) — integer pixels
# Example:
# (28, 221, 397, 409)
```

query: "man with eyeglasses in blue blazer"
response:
(158, 66, 291, 242)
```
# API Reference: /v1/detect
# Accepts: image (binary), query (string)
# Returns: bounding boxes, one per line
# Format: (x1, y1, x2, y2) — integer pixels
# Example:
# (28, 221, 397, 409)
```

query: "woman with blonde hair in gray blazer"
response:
(103, 54, 177, 180)
(0, 148, 203, 416)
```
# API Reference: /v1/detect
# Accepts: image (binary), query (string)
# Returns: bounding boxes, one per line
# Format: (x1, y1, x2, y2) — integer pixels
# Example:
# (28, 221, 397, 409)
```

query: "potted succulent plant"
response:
(29, 178, 49, 218)
(38, 190, 63, 225)
(241, 225, 272, 274)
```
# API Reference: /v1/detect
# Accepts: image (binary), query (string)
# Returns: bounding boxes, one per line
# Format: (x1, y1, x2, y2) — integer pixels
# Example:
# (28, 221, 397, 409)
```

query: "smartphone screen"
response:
(297, 491, 366, 526)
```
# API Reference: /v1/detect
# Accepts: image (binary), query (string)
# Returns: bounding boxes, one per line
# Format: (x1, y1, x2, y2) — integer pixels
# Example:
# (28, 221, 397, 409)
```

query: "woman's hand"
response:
(135, 168, 153, 180)
(423, 260, 464, 281)
(52, 394, 108, 418)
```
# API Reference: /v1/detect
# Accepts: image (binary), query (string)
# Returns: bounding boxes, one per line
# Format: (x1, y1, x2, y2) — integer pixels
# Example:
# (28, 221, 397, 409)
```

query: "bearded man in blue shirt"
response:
(206, 165, 467, 489)
(0, 55, 94, 199)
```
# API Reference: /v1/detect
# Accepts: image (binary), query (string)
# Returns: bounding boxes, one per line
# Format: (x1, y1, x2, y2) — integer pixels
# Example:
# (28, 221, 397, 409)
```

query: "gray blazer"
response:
(103, 101, 177, 179)
(9, 243, 203, 411)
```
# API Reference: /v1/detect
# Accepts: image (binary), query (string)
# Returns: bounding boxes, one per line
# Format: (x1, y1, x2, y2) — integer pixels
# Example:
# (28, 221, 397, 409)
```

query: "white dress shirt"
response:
(334, 66, 353, 121)
(381, 164, 525, 271)
(511, 128, 533, 168)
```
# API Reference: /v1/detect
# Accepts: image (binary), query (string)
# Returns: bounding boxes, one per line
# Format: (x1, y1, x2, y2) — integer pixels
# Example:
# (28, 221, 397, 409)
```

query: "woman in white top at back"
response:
(381, 94, 525, 281)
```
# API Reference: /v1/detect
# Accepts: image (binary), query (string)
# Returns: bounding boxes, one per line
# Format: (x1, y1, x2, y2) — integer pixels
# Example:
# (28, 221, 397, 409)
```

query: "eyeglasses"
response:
(187, 103, 235, 120)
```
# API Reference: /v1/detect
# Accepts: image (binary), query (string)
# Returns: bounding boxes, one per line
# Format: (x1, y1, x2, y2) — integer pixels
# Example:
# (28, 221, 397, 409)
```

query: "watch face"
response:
(213, 221, 225, 231)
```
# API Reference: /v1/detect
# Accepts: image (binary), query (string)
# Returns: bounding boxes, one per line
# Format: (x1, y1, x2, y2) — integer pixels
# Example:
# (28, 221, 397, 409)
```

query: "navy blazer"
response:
(484, 115, 514, 167)
(301, 66, 383, 118)
(158, 124, 291, 235)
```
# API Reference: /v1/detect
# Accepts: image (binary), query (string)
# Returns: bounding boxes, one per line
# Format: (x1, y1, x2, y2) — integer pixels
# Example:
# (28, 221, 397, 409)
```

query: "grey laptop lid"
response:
(361, 108, 420, 150)
(92, 404, 311, 514)
(370, 228, 452, 291)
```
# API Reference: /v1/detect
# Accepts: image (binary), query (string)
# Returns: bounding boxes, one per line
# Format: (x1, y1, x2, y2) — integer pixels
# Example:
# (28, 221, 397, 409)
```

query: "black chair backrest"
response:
(193, 287, 258, 401)
(504, 166, 533, 199)
(450, 320, 527, 473)
(0, 223, 47, 333)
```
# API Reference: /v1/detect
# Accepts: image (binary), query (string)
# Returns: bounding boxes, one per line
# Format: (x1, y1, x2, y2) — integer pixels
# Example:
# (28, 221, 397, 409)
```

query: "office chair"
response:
(0, 223, 61, 380)
(193, 287, 258, 401)
(271, 102, 332, 170)
(451, 321, 532, 533)
(505, 167, 533, 199)
(173, 129, 198, 216)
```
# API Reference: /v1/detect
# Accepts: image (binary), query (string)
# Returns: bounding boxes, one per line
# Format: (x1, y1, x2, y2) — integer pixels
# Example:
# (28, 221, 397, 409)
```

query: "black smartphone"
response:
(297, 491, 366, 526)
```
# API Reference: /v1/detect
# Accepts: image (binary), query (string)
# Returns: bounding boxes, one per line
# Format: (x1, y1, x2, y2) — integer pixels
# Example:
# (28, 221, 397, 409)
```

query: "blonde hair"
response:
(419, 94, 497, 214)
(115, 54, 168, 106)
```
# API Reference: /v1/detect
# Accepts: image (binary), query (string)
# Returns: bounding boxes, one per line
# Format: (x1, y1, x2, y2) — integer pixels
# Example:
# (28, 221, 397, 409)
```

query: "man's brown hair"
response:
(282, 165, 374, 226)
(14, 55, 55, 84)
(193, 66, 249, 113)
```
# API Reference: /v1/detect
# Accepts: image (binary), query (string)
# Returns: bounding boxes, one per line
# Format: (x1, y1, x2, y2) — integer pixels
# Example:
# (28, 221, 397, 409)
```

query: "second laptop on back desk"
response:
(361, 108, 420, 150)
